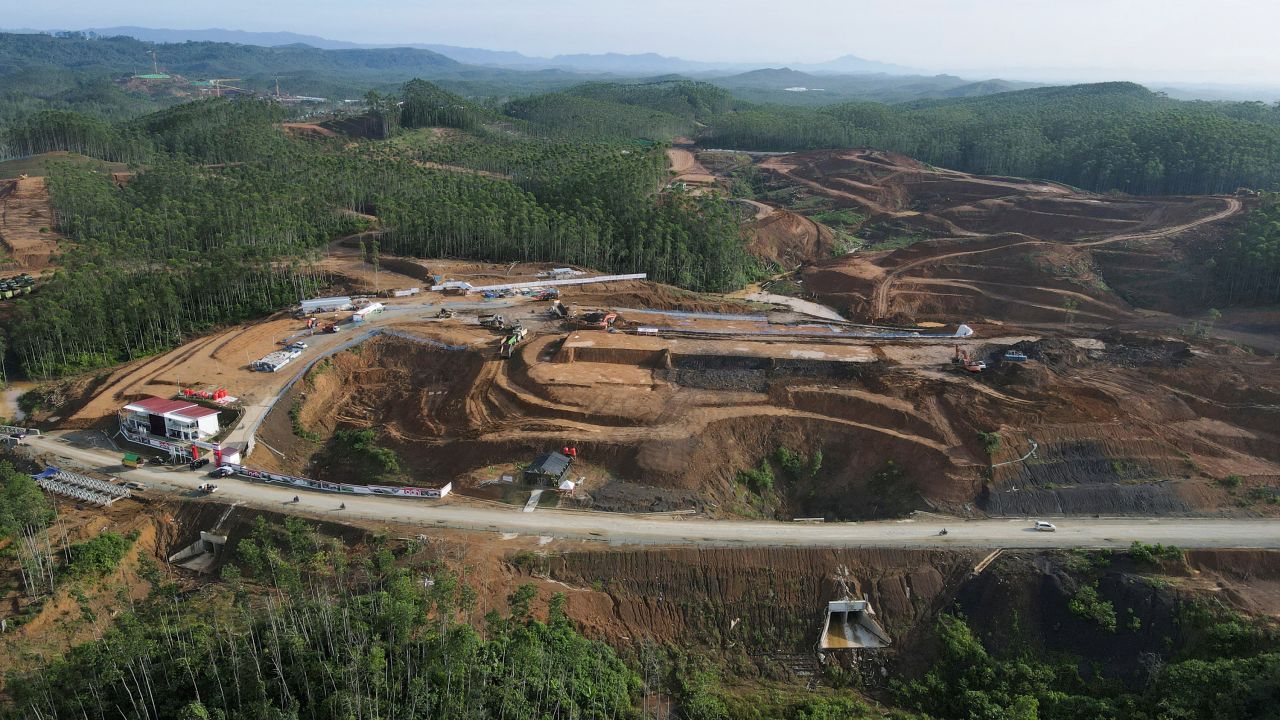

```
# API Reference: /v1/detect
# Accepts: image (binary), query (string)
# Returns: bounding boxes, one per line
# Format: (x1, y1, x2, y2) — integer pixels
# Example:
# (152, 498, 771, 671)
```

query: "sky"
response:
(9, 0, 1278, 85)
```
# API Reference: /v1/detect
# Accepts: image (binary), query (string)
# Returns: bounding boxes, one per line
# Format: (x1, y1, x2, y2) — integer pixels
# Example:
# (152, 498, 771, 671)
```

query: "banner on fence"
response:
(231, 465, 451, 499)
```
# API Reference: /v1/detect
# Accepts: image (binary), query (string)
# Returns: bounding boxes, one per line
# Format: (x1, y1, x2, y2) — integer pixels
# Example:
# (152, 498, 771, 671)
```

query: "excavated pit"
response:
(256, 326, 1280, 518)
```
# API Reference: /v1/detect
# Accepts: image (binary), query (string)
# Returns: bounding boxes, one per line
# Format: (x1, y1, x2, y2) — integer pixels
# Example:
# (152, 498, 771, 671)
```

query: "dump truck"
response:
(122, 453, 144, 468)
(479, 314, 506, 330)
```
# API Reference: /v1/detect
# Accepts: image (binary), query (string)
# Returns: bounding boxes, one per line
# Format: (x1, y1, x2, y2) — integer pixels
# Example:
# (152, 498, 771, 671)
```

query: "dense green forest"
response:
(5, 69, 1280, 378)
(1214, 193, 1280, 305)
(6, 88, 753, 378)
(5, 513, 1278, 719)
(3, 517, 640, 720)
(896, 610, 1280, 720)
(695, 82, 1280, 194)
(7, 31, 1280, 194)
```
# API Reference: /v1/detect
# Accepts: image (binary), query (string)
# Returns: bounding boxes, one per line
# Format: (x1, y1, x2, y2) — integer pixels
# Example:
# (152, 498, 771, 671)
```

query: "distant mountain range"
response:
(707, 67, 1038, 105)
(54, 25, 923, 77)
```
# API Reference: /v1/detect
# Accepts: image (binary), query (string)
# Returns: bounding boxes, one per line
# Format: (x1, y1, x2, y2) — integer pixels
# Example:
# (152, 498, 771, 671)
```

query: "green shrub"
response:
(289, 401, 320, 442)
(977, 431, 1002, 456)
(774, 447, 804, 477)
(331, 428, 400, 474)
(1129, 540, 1183, 565)
(1068, 583, 1117, 632)
(65, 531, 136, 579)
(737, 461, 774, 493)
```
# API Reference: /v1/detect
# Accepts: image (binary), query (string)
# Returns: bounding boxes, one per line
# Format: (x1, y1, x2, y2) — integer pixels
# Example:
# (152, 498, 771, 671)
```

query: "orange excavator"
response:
(953, 345, 986, 373)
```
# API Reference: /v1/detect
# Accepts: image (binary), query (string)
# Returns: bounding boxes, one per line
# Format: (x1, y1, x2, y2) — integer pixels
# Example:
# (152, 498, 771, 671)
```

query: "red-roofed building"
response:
(121, 396, 222, 441)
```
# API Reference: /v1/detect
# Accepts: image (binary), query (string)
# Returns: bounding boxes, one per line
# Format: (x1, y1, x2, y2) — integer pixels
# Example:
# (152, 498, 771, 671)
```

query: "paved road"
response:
(25, 433, 1280, 550)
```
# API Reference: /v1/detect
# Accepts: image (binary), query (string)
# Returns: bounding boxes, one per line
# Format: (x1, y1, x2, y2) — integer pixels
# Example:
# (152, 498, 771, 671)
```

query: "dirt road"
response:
(666, 148, 717, 186)
(868, 197, 1244, 319)
(27, 434, 1280, 550)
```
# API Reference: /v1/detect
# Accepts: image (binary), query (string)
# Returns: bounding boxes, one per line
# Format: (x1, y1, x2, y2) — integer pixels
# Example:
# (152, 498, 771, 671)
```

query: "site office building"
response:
(120, 397, 221, 442)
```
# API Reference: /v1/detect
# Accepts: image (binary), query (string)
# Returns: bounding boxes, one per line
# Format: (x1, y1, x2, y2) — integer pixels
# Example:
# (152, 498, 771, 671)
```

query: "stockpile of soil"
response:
(747, 210, 834, 267)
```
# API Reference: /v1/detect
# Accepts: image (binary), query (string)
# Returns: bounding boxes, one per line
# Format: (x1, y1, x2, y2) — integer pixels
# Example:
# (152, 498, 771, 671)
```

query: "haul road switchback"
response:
(25, 433, 1280, 551)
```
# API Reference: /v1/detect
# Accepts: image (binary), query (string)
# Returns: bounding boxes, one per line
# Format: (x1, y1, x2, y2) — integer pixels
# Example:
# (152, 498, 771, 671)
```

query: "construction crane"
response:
(207, 79, 246, 97)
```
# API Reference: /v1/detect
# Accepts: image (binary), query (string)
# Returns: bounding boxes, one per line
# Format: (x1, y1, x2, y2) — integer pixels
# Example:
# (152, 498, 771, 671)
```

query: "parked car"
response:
(289, 341, 309, 350)
(210, 465, 236, 478)
(1034, 521, 1057, 532)
(123, 481, 148, 491)
(189, 458, 210, 470)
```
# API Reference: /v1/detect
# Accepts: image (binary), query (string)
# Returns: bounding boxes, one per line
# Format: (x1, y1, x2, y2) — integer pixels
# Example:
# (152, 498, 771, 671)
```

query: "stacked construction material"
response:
(32, 466, 131, 505)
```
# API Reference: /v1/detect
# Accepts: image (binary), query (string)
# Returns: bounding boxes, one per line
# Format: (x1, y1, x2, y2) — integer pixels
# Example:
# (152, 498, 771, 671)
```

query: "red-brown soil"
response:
(747, 209, 833, 268)
(260, 322, 1280, 519)
(754, 149, 1248, 328)
(0, 176, 61, 273)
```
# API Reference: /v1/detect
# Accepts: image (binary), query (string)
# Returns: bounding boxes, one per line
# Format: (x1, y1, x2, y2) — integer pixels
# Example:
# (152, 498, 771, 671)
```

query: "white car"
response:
(1034, 521, 1057, 532)
(289, 341, 309, 350)
(210, 465, 236, 478)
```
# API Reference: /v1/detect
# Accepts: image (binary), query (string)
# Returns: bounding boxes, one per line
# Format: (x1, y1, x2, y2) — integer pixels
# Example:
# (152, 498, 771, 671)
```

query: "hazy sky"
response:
(10, 0, 1277, 84)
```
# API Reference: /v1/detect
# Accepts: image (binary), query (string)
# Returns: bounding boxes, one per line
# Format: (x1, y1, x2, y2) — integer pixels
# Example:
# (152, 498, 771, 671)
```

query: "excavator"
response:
(952, 345, 986, 373)
(570, 310, 618, 330)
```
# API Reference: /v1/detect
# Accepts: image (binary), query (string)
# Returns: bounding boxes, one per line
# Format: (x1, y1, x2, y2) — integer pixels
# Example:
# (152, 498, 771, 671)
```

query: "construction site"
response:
(4, 137, 1280, 713)
(6, 138, 1275, 523)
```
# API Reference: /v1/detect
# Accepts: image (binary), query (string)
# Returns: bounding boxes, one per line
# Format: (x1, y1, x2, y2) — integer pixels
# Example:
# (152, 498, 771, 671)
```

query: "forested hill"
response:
(0, 32, 458, 80)
(3, 90, 755, 378)
(691, 81, 1280, 194)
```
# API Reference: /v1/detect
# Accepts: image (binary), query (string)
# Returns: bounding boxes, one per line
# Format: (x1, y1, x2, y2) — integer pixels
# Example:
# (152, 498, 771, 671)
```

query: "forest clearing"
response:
(3, 42, 1280, 718)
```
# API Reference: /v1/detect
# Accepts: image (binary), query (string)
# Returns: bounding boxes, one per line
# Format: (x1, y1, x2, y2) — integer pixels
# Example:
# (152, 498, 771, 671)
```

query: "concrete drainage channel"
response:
(167, 502, 241, 573)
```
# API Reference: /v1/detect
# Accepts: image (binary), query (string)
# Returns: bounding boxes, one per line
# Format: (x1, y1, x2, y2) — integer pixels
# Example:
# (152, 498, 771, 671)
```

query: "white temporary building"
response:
(300, 296, 352, 314)
(353, 302, 385, 319)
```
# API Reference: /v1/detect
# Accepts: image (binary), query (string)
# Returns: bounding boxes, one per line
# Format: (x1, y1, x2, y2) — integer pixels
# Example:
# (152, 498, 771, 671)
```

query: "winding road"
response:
(26, 433, 1280, 550)
(870, 197, 1244, 319)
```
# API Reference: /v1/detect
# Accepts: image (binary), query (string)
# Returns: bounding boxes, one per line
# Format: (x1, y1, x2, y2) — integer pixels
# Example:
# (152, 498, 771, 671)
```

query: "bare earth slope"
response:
(761, 149, 1247, 326)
